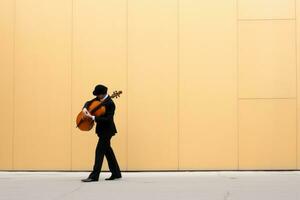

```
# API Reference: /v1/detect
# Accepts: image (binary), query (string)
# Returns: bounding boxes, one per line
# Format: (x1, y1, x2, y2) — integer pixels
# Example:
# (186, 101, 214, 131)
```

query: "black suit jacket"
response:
(83, 96, 117, 136)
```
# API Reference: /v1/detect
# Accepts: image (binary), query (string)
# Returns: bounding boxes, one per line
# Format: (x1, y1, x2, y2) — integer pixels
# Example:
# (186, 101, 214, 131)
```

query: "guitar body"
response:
(76, 101, 106, 131)
(76, 111, 94, 131)
(76, 90, 122, 132)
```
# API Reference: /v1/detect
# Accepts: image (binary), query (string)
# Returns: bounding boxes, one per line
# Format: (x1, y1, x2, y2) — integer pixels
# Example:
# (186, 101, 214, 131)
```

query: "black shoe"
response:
(105, 174, 122, 181)
(81, 178, 98, 182)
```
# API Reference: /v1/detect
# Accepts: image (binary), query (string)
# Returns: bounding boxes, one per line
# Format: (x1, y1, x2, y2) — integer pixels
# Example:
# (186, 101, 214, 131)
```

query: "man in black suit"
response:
(81, 84, 122, 182)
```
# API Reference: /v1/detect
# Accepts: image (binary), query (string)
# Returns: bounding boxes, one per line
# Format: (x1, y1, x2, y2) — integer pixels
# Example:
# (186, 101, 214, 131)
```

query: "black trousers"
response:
(89, 134, 121, 179)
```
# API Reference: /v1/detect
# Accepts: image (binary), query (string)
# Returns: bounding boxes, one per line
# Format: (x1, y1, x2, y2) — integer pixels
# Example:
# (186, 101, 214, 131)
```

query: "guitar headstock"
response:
(111, 90, 122, 99)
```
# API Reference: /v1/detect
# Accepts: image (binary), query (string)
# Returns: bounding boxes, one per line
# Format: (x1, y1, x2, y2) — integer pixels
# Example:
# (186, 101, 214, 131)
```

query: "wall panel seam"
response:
(177, 0, 180, 171)
(239, 98, 297, 100)
(237, 0, 240, 170)
(70, 0, 74, 171)
(126, 0, 129, 171)
(238, 18, 296, 21)
(12, 0, 16, 170)
(295, 0, 298, 169)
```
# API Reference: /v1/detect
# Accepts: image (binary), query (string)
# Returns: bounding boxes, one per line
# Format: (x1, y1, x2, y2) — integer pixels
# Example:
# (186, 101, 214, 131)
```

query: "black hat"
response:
(93, 84, 108, 96)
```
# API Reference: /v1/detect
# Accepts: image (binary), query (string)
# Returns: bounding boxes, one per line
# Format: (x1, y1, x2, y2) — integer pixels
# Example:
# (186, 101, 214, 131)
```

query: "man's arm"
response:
(82, 97, 97, 110)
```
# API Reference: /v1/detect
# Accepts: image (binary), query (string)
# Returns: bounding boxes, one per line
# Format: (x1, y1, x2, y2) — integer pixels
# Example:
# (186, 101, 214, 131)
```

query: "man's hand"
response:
(82, 108, 89, 115)
(82, 108, 95, 120)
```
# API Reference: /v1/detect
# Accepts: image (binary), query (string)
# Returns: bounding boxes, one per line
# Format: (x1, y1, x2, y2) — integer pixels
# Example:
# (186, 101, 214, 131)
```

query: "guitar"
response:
(76, 90, 122, 131)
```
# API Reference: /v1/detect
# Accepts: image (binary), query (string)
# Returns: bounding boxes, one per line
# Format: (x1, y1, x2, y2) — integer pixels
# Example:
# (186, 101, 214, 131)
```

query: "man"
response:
(81, 84, 122, 182)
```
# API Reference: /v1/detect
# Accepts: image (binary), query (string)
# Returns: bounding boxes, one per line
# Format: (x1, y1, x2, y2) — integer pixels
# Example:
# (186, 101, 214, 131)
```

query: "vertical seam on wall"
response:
(295, 0, 298, 169)
(126, 0, 129, 171)
(70, 0, 74, 171)
(177, 0, 180, 171)
(236, 0, 240, 170)
(12, 0, 16, 170)
(239, 18, 295, 21)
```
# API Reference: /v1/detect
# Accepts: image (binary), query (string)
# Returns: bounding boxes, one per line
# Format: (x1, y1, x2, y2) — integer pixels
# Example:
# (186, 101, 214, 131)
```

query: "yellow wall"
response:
(0, 0, 299, 170)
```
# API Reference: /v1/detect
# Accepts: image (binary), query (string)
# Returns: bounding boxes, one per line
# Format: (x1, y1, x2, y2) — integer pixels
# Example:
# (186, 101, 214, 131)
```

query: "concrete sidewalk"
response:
(0, 171, 299, 200)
